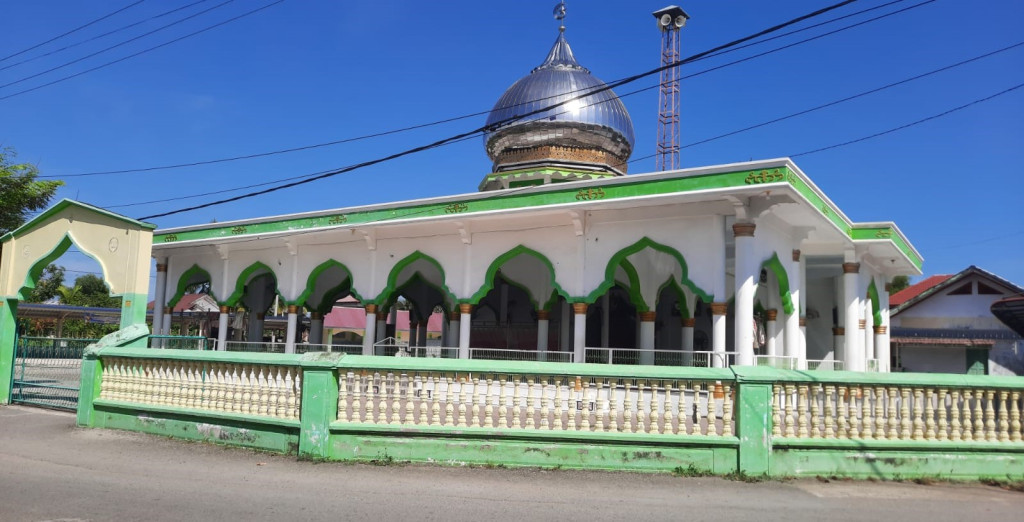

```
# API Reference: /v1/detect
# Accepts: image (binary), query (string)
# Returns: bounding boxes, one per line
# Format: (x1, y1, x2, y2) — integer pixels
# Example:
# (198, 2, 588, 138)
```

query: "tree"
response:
(58, 274, 120, 308)
(889, 275, 910, 294)
(0, 146, 63, 236)
(24, 264, 65, 303)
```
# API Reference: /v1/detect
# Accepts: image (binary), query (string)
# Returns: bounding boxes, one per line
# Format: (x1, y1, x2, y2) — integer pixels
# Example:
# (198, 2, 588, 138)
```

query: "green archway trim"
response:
(292, 259, 363, 308)
(15, 233, 118, 300)
(466, 245, 570, 308)
(314, 277, 354, 315)
(222, 261, 276, 307)
(584, 236, 713, 308)
(167, 264, 216, 309)
(616, 258, 645, 312)
(760, 252, 795, 316)
(374, 251, 457, 307)
(394, 271, 449, 319)
(656, 277, 691, 319)
(867, 278, 882, 327)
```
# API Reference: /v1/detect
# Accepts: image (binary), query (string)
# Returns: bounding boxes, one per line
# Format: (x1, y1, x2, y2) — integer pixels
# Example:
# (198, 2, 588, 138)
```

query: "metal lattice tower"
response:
(654, 6, 689, 171)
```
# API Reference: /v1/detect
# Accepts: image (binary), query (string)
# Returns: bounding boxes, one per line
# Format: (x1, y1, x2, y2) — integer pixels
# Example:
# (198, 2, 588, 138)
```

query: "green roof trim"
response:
(1, 198, 155, 243)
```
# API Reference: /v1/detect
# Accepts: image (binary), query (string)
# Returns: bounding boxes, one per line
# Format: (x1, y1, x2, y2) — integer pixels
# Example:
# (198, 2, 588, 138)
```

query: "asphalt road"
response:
(0, 405, 1021, 522)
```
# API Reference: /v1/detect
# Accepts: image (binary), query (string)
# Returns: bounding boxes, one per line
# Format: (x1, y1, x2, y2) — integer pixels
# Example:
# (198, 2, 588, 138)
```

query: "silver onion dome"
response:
(484, 31, 635, 167)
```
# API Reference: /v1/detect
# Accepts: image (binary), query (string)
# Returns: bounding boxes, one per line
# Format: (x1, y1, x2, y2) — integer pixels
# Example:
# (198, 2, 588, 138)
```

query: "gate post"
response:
(77, 347, 103, 427)
(0, 298, 19, 404)
(732, 367, 775, 477)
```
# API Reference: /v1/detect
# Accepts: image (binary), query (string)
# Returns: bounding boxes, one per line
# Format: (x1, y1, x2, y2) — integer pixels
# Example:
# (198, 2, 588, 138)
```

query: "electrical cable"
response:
(0, 1, 285, 102)
(0, 1, 147, 63)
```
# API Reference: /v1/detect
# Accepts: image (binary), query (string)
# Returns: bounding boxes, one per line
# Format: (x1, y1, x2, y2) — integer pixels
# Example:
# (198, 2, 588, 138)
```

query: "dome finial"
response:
(553, 1, 567, 33)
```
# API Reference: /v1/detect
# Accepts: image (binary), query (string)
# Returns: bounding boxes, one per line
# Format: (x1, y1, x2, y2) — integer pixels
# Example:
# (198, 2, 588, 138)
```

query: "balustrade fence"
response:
(78, 346, 1024, 479)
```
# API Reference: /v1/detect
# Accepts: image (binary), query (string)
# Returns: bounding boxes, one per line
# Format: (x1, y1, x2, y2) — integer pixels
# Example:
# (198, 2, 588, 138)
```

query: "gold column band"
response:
(573, 303, 588, 315)
(639, 311, 656, 322)
(732, 222, 756, 237)
(710, 302, 728, 316)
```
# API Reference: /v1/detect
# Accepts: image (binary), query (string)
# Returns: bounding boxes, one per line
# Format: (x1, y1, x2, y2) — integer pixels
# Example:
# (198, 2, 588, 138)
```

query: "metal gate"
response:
(10, 336, 95, 410)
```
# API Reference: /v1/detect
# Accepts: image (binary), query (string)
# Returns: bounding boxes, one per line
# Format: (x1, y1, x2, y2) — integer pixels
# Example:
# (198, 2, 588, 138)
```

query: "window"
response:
(947, 282, 972, 295)
(977, 282, 1003, 295)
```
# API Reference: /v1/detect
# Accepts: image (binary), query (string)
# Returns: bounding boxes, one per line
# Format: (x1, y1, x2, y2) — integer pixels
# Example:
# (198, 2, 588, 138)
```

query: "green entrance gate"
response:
(10, 336, 95, 410)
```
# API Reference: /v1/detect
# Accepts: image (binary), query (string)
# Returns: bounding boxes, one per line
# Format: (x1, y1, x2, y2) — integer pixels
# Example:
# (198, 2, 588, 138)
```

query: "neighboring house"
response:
(889, 266, 1024, 375)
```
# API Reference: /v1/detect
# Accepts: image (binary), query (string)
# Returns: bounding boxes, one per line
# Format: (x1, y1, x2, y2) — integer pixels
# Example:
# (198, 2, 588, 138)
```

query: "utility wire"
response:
(137, 0, 863, 220)
(124, 0, 944, 213)
(790, 81, 1024, 157)
(48, 0, 913, 179)
(0, 1, 284, 102)
(0, 1, 212, 73)
(0, 1, 147, 63)
(0, 0, 236, 90)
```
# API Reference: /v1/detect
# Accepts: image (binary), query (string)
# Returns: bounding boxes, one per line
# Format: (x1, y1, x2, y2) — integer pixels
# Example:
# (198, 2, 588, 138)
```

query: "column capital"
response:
(732, 222, 756, 237)
(638, 311, 656, 322)
(536, 310, 550, 320)
(310, 312, 322, 320)
(832, 327, 845, 336)
(710, 302, 728, 316)
(572, 303, 588, 315)
(842, 262, 861, 274)
(884, 282, 892, 293)
(449, 311, 460, 321)
(155, 263, 167, 272)
(765, 309, 778, 321)
(799, 316, 807, 327)
(681, 317, 696, 328)
(858, 319, 866, 329)
(163, 306, 172, 314)
(418, 320, 428, 327)
(287, 305, 299, 314)
(376, 310, 388, 319)
(459, 303, 473, 314)
(873, 325, 888, 334)
(791, 249, 801, 262)
(365, 304, 377, 314)
(219, 305, 231, 314)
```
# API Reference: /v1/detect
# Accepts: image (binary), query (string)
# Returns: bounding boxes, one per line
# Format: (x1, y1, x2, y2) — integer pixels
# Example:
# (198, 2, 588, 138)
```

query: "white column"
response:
(448, 311, 460, 348)
(458, 304, 471, 359)
(362, 305, 377, 355)
(843, 261, 863, 371)
(600, 293, 610, 348)
(863, 297, 874, 369)
(418, 320, 428, 347)
(536, 309, 549, 362)
(285, 305, 298, 354)
(878, 281, 892, 372)
(309, 312, 324, 345)
(710, 215, 728, 367)
(785, 250, 801, 360)
(711, 303, 727, 367)
(153, 260, 168, 335)
(765, 309, 778, 357)
(639, 311, 655, 365)
(681, 317, 695, 366)
(733, 222, 757, 366)
(217, 306, 229, 351)
(376, 312, 386, 343)
(798, 251, 808, 369)
(162, 307, 172, 337)
(559, 300, 571, 352)
(572, 303, 587, 364)
(833, 327, 845, 367)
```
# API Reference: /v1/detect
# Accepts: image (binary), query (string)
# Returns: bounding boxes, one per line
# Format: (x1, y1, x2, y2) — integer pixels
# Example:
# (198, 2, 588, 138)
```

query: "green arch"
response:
(656, 277, 691, 319)
(867, 278, 882, 327)
(584, 237, 712, 309)
(293, 259, 363, 309)
(759, 252, 795, 316)
(167, 264, 217, 309)
(15, 233, 113, 300)
(374, 251, 457, 307)
(222, 261, 277, 307)
(467, 245, 570, 309)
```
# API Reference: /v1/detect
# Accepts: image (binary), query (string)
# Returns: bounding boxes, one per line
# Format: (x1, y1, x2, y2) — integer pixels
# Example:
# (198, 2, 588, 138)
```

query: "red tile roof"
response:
(323, 307, 443, 332)
(147, 293, 211, 312)
(889, 275, 951, 307)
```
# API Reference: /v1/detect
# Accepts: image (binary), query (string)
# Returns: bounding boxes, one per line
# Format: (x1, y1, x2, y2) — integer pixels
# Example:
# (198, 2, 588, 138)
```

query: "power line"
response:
(0, 0, 236, 90)
(46, 0, 913, 180)
(790, 81, 1024, 157)
(0, 1, 212, 73)
(121, 0, 942, 213)
(0, 1, 147, 63)
(0, 1, 285, 102)
(137, 0, 863, 220)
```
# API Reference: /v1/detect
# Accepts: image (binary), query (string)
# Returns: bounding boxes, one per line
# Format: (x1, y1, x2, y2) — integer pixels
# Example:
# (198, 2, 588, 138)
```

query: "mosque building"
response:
(148, 16, 921, 372)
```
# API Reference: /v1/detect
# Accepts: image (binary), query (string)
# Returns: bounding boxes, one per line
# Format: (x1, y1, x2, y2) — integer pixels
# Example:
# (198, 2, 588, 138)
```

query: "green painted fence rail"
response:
(77, 344, 1024, 479)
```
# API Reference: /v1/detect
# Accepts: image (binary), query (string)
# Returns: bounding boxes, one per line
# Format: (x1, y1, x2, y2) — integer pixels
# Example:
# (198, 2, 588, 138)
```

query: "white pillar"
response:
(458, 304, 471, 359)
(639, 311, 655, 365)
(765, 309, 778, 357)
(733, 222, 757, 366)
(285, 305, 298, 354)
(833, 327, 845, 367)
(217, 306, 229, 351)
(681, 317, 695, 367)
(785, 250, 801, 361)
(600, 293, 610, 348)
(537, 310, 549, 362)
(153, 260, 168, 335)
(162, 307, 172, 337)
(878, 282, 892, 372)
(712, 303, 727, 367)
(710, 214, 728, 368)
(843, 261, 863, 371)
(309, 312, 324, 345)
(798, 250, 808, 369)
(376, 312, 386, 343)
(362, 305, 377, 356)
(572, 303, 587, 364)
(448, 311, 460, 348)
(559, 300, 571, 352)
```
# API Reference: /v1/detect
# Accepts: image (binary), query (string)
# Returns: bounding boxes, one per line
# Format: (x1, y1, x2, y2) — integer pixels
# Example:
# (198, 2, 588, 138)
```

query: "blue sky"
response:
(3, 0, 1023, 289)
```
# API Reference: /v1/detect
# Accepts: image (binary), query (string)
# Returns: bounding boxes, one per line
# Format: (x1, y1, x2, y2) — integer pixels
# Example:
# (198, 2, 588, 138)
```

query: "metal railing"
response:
(11, 336, 96, 410)
(584, 348, 734, 367)
(148, 335, 210, 350)
(222, 341, 287, 353)
(468, 348, 573, 363)
(756, 355, 798, 370)
(806, 359, 844, 371)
